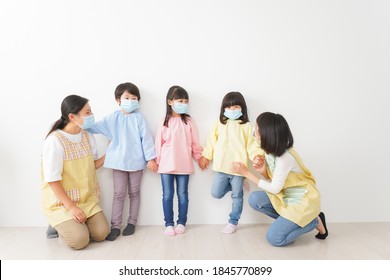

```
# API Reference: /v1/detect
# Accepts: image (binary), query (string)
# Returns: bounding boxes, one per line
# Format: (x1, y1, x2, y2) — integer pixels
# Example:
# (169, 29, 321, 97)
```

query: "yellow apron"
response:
(266, 148, 320, 227)
(41, 130, 102, 227)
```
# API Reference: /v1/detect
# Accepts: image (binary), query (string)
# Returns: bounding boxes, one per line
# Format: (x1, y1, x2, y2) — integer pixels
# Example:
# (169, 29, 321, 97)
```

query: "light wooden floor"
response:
(1, 223, 389, 260)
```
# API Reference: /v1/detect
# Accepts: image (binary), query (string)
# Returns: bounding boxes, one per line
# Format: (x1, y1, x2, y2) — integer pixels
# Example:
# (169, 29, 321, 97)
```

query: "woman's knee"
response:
(266, 230, 286, 247)
(248, 191, 266, 209)
(90, 224, 109, 242)
(66, 232, 90, 250)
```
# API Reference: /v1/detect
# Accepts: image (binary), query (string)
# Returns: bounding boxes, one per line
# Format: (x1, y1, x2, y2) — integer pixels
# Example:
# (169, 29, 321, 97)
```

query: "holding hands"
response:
(198, 156, 209, 170)
(147, 159, 158, 173)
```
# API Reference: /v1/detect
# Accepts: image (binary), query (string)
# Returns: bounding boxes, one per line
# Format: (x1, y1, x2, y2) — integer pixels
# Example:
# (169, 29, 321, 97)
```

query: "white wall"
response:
(0, 0, 389, 227)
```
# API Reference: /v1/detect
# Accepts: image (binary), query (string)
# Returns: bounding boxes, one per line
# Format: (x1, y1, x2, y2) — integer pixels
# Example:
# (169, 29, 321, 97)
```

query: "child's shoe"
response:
(106, 228, 121, 241)
(164, 226, 176, 236)
(174, 224, 186, 235)
(122, 224, 135, 236)
(220, 223, 237, 234)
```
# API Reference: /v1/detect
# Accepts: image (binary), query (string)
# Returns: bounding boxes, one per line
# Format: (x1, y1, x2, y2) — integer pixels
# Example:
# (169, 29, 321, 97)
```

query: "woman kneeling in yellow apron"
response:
(232, 112, 328, 246)
(41, 95, 109, 249)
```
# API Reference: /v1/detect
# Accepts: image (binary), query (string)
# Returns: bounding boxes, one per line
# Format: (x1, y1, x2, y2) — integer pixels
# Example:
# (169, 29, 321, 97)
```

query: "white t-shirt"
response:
(258, 150, 303, 194)
(41, 130, 98, 183)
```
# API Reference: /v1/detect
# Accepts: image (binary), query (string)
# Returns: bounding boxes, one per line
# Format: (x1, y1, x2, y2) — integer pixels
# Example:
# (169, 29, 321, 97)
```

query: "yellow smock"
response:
(40, 130, 102, 227)
(267, 148, 321, 227)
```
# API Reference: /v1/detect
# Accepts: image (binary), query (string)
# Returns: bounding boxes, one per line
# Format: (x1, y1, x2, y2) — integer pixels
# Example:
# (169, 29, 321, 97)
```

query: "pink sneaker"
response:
(175, 224, 186, 235)
(164, 226, 176, 236)
(220, 223, 237, 234)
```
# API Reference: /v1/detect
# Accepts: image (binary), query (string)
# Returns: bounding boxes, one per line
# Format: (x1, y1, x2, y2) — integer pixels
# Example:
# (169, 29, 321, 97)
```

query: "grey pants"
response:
(111, 169, 143, 228)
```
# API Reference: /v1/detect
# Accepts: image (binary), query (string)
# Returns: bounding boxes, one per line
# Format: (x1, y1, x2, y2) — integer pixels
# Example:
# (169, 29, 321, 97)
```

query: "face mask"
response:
(224, 109, 242, 120)
(77, 115, 95, 129)
(172, 102, 189, 114)
(121, 99, 140, 113)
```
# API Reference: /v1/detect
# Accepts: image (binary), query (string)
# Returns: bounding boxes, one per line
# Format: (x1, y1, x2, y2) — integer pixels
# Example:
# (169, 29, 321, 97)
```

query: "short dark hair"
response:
(219, 91, 249, 124)
(114, 82, 141, 100)
(163, 85, 190, 127)
(256, 112, 294, 157)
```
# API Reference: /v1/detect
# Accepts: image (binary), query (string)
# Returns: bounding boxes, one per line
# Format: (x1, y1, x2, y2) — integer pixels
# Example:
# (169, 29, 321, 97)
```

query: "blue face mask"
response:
(224, 109, 243, 120)
(173, 103, 189, 114)
(121, 99, 140, 113)
(78, 115, 95, 129)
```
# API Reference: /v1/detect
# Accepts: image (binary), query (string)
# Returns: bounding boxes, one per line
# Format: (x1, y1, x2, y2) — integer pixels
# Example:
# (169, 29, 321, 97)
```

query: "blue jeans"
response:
(161, 174, 189, 227)
(249, 191, 318, 246)
(211, 172, 244, 225)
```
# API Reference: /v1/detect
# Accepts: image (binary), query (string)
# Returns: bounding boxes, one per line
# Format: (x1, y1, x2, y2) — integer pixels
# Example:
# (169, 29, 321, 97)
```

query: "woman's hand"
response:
(231, 162, 249, 176)
(252, 155, 268, 178)
(68, 205, 86, 223)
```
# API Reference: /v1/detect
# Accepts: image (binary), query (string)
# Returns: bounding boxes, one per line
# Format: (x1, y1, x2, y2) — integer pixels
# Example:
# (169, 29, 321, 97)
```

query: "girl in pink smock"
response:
(155, 86, 204, 236)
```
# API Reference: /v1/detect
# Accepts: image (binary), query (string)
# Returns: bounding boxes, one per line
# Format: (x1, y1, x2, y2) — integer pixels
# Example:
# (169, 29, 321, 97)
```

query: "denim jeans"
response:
(161, 174, 189, 227)
(211, 172, 244, 225)
(249, 191, 318, 246)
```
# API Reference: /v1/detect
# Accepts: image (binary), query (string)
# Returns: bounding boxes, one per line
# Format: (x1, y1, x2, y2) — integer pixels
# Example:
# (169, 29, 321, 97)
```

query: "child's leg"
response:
(111, 169, 129, 229)
(229, 175, 245, 225)
(266, 216, 318, 247)
(176, 175, 189, 226)
(211, 172, 231, 199)
(248, 191, 279, 219)
(127, 170, 143, 226)
(161, 174, 175, 227)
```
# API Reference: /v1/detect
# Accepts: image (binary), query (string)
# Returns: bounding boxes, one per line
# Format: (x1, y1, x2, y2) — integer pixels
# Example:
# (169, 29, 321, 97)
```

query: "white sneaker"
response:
(164, 226, 176, 236)
(220, 223, 237, 234)
(175, 224, 186, 235)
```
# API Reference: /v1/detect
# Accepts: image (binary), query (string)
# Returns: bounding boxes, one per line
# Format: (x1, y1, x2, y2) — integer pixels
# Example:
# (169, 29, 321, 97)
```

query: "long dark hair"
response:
(46, 95, 89, 138)
(256, 112, 294, 157)
(219, 91, 249, 124)
(163, 86, 190, 127)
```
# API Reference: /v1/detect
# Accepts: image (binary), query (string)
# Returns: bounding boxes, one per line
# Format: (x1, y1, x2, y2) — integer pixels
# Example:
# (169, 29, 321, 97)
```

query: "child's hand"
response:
(198, 157, 209, 170)
(147, 160, 158, 173)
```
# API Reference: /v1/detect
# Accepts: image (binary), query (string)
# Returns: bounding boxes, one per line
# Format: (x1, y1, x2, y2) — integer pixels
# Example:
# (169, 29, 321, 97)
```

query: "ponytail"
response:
(46, 117, 67, 138)
(45, 95, 89, 139)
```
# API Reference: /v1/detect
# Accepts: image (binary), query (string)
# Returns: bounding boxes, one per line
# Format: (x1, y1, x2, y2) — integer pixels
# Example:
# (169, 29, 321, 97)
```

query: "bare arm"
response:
(94, 155, 105, 169)
(231, 162, 260, 185)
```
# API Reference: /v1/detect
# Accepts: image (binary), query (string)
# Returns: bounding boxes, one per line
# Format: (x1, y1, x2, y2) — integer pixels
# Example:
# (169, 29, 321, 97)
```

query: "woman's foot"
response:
(164, 226, 176, 236)
(106, 228, 121, 241)
(46, 225, 59, 239)
(220, 223, 237, 234)
(175, 224, 186, 235)
(315, 212, 328, 240)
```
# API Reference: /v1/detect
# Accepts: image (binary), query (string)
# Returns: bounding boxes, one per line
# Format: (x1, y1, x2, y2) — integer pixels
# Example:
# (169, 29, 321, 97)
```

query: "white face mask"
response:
(121, 99, 139, 113)
(224, 109, 243, 120)
(172, 102, 189, 114)
(75, 114, 95, 129)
